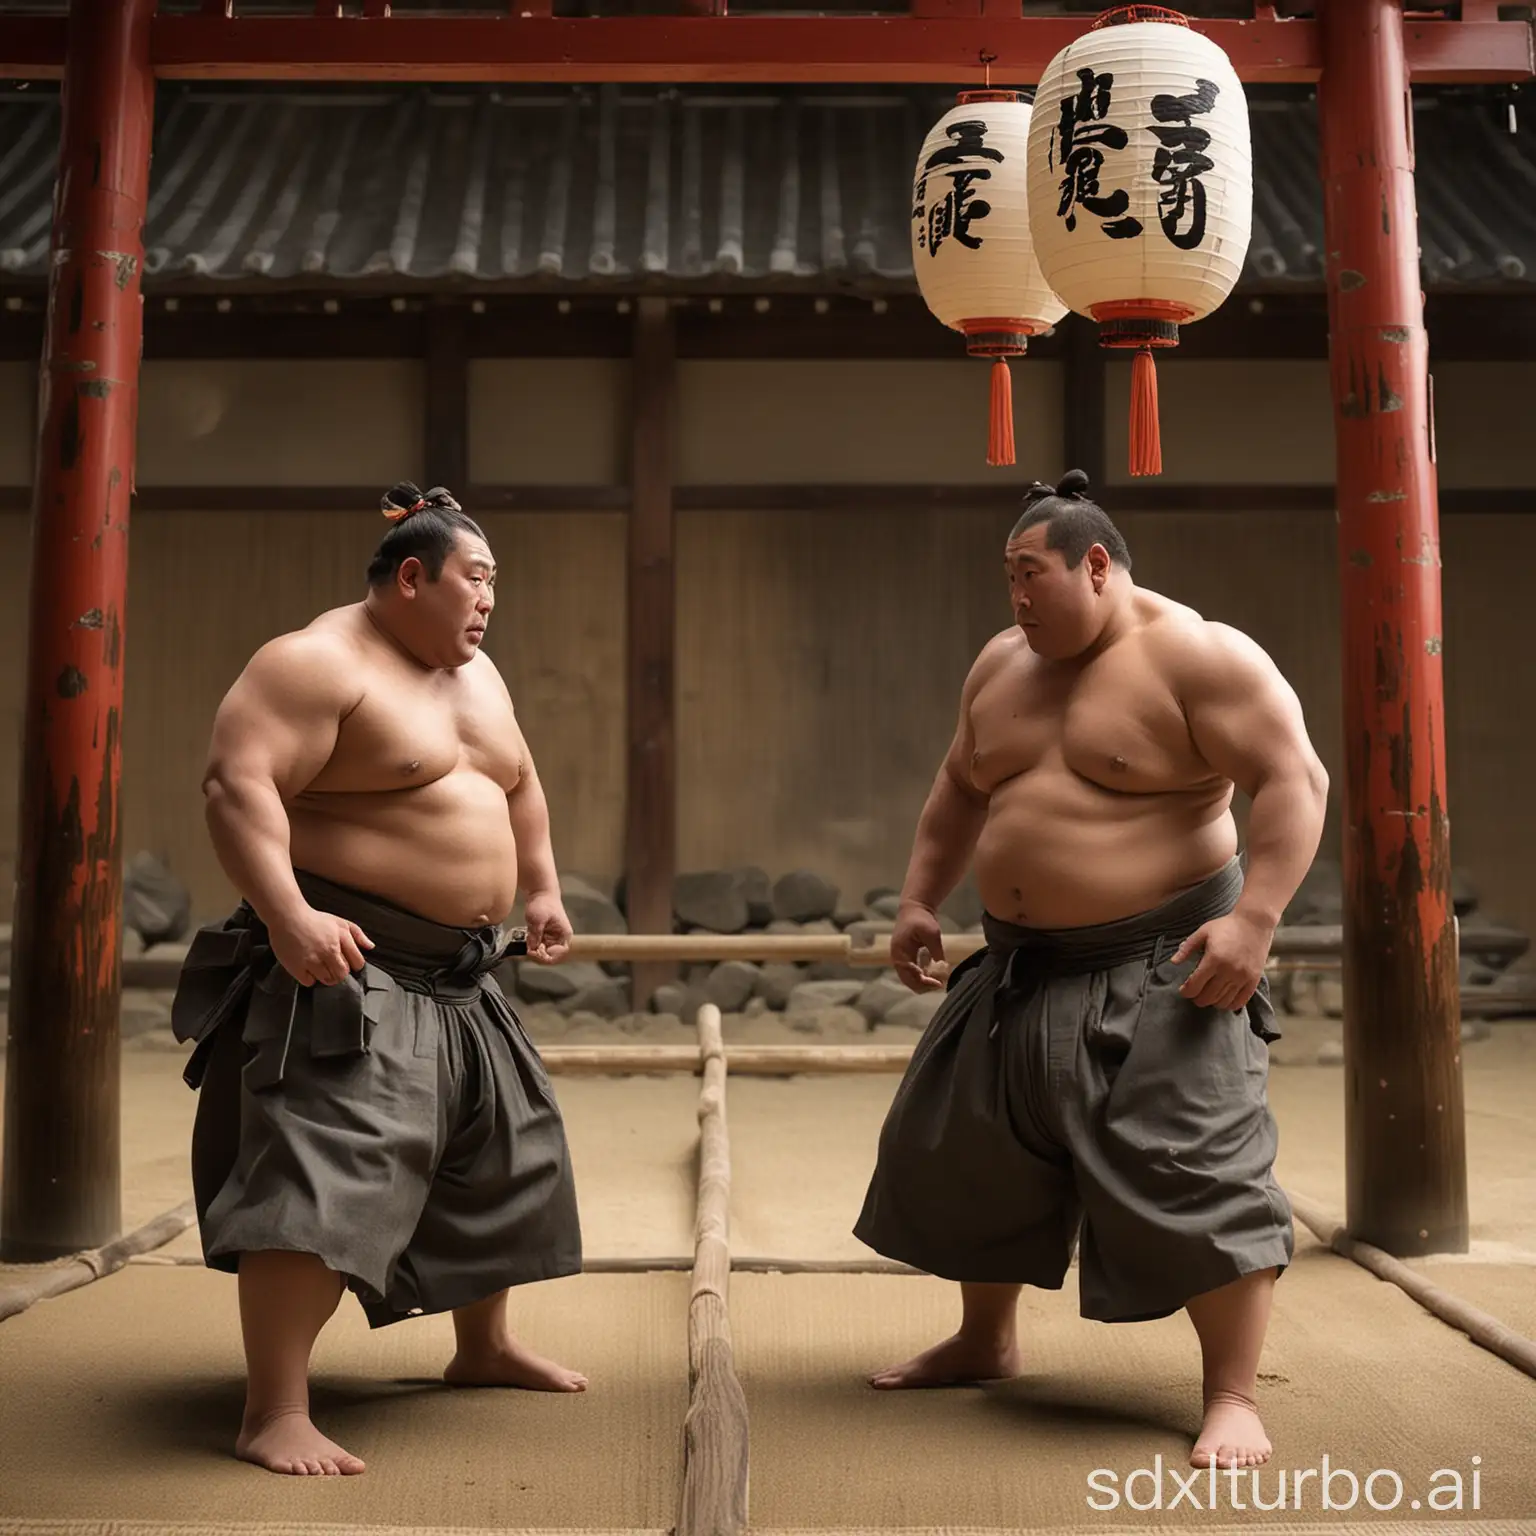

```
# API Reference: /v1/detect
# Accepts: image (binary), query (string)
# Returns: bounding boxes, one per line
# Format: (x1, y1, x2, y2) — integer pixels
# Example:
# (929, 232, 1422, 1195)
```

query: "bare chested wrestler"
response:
(854, 469, 1329, 1472)
(171, 483, 586, 1477)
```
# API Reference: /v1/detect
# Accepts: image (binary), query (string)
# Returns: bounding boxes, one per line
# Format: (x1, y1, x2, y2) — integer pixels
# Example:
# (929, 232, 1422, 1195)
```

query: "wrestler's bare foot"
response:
(1191, 1392, 1272, 1470)
(236, 1408, 366, 1476)
(444, 1337, 589, 1392)
(869, 1333, 1022, 1389)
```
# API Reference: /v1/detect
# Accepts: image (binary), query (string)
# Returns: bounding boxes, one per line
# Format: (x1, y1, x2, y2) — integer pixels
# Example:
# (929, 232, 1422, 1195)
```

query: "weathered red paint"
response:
(1318, 0, 1467, 1257)
(0, 0, 155, 1262)
(1, 12, 1532, 86)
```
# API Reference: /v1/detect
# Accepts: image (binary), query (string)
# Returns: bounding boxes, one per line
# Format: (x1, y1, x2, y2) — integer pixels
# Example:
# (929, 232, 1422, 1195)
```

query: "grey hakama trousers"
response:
(172, 871, 583, 1328)
(854, 858, 1294, 1322)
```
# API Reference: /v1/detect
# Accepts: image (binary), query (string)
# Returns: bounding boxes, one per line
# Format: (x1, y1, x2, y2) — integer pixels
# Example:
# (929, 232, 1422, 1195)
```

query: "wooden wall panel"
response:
(676, 360, 1064, 487)
(468, 360, 627, 486)
(0, 363, 32, 486)
(1104, 360, 1338, 486)
(136, 361, 423, 487)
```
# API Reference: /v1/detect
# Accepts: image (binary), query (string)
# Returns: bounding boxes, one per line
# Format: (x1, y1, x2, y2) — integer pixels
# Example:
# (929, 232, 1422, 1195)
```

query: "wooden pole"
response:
(538, 1042, 916, 1077)
(1062, 313, 1106, 488)
(679, 1003, 750, 1536)
(1318, 0, 1468, 1256)
(626, 296, 678, 1013)
(0, 0, 155, 1262)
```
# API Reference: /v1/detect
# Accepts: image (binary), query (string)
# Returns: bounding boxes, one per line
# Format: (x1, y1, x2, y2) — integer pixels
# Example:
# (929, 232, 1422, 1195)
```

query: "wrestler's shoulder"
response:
(241, 610, 367, 694)
(971, 625, 1031, 673)
(259, 610, 363, 663)
(1133, 599, 1276, 681)
(956, 628, 1030, 704)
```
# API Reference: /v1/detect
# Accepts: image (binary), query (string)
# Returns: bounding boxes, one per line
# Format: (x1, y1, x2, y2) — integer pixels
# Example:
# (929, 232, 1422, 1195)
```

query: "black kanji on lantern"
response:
(914, 118, 1004, 255)
(1051, 67, 1143, 240)
(1148, 78, 1219, 250)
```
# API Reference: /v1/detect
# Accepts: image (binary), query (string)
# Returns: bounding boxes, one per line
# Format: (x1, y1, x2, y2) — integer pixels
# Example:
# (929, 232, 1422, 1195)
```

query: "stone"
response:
(1315, 1037, 1345, 1066)
(122, 851, 192, 950)
(787, 979, 864, 1014)
(884, 991, 945, 1029)
(765, 920, 801, 936)
(559, 871, 627, 936)
(798, 918, 840, 935)
(558, 980, 629, 1019)
(652, 982, 708, 1024)
(515, 962, 580, 1001)
(773, 870, 839, 924)
(866, 894, 903, 921)
(743, 995, 770, 1018)
(788, 1004, 868, 1038)
(1317, 975, 1345, 1017)
(807, 960, 862, 983)
(1452, 866, 1479, 917)
(734, 865, 774, 927)
(863, 886, 900, 907)
(519, 1002, 569, 1040)
(121, 991, 171, 1041)
(674, 870, 750, 934)
(855, 975, 910, 1024)
(755, 962, 805, 1008)
(705, 960, 760, 1012)
(832, 906, 865, 930)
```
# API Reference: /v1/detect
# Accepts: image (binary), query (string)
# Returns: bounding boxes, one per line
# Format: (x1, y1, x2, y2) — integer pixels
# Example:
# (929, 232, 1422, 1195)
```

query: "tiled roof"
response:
(0, 83, 1531, 289)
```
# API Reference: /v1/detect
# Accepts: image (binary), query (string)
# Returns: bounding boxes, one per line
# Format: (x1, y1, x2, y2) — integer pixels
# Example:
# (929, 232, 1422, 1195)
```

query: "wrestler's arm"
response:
(1172, 621, 1330, 933)
(201, 633, 361, 930)
(505, 721, 559, 902)
(897, 629, 1010, 912)
(496, 683, 571, 960)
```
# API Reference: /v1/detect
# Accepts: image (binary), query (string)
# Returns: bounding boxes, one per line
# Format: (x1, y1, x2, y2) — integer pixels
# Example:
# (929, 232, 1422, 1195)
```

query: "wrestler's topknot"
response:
(1008, 468, 1132, 571)
(381, 481, 463, 522)
(367, 481, 488, 587)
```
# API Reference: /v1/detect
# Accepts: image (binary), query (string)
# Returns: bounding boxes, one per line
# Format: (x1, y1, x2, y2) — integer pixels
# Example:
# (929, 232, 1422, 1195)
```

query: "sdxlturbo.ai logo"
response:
(1087, 1454, 1484, 1513)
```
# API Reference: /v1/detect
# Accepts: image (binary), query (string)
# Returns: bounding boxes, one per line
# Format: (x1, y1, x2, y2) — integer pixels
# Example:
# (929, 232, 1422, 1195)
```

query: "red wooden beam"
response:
(0, 0, 155, 1263)
(1, 13, 1531, 85)
(1320, 0, 1467, 1257)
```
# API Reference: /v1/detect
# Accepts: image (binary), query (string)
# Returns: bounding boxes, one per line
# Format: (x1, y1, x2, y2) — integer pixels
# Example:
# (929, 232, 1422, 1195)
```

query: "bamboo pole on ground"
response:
(128, 1251, 922, 1276)
(678, 1002, 750, 1536)
(0, 1200, 195, 1323)
(1288, 1192, 1536, 1380)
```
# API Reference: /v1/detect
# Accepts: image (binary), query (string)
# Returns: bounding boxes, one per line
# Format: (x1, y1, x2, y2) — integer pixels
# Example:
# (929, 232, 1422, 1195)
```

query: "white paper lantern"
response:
(1026, 6, 1252, 475)
(912, 90, 1068, 467)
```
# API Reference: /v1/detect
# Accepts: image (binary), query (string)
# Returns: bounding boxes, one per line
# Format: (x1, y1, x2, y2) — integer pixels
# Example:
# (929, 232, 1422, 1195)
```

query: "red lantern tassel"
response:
(1128, 346, 1162, 477)
(988, 358, 1015, 468)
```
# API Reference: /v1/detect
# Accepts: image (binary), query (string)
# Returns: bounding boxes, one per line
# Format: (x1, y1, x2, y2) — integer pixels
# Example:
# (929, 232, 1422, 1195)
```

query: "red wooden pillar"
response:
(1, 0, 155, 1261)
(1318, 0, 1467, 1255)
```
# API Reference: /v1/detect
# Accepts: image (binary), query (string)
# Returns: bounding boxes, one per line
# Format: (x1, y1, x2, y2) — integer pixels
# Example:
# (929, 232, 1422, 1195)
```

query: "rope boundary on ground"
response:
(1287, 1191, 1536, 1380)
(0, 1200, 195, 1323)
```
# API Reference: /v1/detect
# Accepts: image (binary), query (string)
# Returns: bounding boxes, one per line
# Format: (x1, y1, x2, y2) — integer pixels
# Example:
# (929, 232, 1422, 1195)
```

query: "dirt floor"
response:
(0, 1015, 1533, 1533)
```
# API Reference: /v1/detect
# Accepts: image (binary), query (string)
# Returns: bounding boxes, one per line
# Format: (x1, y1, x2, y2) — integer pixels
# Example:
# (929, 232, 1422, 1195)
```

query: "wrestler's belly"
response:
(974, 766, 1237, 928)
(288, 771, 519, 928)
